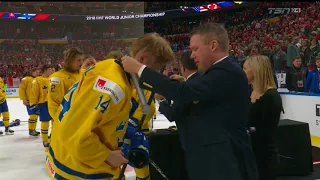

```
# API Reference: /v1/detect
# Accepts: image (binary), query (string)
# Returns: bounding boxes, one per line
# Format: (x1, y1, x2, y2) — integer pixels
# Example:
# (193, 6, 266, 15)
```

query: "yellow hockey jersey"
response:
(0, 77, 6, 103)
(47, 69, 83, 120)
(129, 89, 156, 134)
(19, 76, 34, 101)
(46, 59, 133, 180)
(29, 76, 50, 106)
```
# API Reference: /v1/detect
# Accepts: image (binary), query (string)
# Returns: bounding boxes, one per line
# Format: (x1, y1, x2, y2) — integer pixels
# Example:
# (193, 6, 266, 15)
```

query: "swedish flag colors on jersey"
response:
(126, 89, 156, 180)
(30, 76, 50, 106)
(0, 77, 10, 128)
(18, 76, 34, 102)
(30, 76, 52, 144)
(46, 59, 134, 180)
(19, 76, 39, 131)
(0, 77, 6, 104)
(129, 89, 156, 134)
(47, 69, 83, 121)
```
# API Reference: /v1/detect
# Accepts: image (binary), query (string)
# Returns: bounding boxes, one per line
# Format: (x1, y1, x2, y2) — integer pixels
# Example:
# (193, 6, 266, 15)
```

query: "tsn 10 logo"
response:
(268, 8, 301, 15)
(316, 104, 320, 126)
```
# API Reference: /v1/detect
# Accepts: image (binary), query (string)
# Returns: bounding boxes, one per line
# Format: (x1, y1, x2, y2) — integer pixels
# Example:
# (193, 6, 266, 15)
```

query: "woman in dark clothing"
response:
(243, 55, 284, 180)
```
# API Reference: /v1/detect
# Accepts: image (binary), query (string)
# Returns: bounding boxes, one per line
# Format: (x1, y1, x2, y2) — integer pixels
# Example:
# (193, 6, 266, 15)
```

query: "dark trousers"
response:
(257, 154, 279, 180)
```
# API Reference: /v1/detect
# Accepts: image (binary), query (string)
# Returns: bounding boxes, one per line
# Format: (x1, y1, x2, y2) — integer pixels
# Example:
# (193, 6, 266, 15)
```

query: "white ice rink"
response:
(0, 98, 174, 180)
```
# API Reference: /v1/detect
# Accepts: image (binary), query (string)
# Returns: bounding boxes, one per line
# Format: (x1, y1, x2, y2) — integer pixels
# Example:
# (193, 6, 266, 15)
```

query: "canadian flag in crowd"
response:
(206, 3, 220, 10)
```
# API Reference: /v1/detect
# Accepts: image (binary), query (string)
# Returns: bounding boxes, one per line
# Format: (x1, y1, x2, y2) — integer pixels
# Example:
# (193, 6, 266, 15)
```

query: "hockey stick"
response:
(117, 90, 154, 180)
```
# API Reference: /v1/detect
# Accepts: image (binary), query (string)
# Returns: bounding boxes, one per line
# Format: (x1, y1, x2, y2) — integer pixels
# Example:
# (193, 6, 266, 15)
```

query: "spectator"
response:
(272, 43, 287, 73)
(286, 36, 300, 68)
(286, 56, 308, 92)
(300, 39, 310, 66)
(305, 57, 320, 93)
(308, 38, 320, 65)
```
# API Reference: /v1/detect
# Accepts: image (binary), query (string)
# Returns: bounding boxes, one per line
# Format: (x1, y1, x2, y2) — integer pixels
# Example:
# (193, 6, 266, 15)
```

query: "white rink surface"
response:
(0, 98, 175, 180)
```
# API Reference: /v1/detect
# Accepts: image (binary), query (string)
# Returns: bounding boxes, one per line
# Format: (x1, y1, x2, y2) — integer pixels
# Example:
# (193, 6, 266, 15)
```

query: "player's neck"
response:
(42, 74, 49, 78)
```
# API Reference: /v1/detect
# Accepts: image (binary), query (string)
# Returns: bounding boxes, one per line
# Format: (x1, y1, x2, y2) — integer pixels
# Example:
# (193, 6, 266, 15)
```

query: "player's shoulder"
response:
(34, 76, 46, 82)
(49, 70, 68, 84)
(50, 70, 67, 78)
(21, 76, 32, 81)
(94, 59, 116, 70)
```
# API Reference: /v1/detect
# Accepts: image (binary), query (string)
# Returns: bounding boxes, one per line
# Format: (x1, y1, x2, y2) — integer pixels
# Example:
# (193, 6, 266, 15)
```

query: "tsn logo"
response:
(316, 104, 320, 126)
(268, 8, 301, 15)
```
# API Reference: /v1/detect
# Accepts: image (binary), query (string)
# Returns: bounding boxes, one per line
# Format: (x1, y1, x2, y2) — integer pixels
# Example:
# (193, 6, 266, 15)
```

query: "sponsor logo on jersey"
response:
(93, 76, 125, 104)
(96, 79, 107, 89)
(50, 77, 60, 85)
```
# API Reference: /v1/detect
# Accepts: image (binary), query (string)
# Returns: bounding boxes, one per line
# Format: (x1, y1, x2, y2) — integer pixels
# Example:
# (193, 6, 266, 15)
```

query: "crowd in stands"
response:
(1, 1, 320, 90)
(0, 2, 211, 15)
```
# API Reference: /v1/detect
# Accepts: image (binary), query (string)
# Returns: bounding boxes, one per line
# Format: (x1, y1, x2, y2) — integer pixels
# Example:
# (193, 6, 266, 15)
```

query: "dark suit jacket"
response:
(140, 57, 258, 180)
(159, 72, 201, 150)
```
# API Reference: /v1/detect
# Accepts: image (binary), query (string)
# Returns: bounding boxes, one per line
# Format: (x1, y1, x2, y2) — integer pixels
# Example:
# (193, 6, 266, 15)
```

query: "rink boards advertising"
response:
(0, 1, 248, 21)
(5, 88, 19, 98)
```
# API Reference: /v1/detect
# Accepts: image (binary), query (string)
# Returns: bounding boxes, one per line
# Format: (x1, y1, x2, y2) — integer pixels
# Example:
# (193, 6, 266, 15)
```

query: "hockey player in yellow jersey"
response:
(0, 77, 14, 135)
(46, 33, 174, 180)
(18, 67, 41, 137)
(47, 48, 95, 146)
(48, 48, 91, 120)
(30, 65, 54, 148)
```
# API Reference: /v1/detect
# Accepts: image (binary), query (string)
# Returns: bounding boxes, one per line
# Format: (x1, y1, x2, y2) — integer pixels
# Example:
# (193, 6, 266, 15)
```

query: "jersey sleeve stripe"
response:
(48, 147, 114, 179)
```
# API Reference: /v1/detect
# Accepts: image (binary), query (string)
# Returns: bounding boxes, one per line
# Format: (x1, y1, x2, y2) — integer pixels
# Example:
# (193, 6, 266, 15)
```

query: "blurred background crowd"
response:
(0, 1, 320, 92)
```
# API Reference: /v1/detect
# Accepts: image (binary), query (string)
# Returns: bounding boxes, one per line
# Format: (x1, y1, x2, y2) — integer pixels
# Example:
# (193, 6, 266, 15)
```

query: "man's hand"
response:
(121, 56, 143, 73)
(23, 100, 29, 106)
(155, 93, 165, 101)
(106, 150, 128, 168)
(81, 57, 97, 69)
(170, 74, 186, 81)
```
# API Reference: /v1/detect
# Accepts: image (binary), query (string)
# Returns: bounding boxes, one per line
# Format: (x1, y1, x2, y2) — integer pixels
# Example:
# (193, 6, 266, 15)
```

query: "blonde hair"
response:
(130, 33, 174, 65)
(190, 23, 229, 52)
(105, 51, 123, 60)
(246, 55, 276, 93)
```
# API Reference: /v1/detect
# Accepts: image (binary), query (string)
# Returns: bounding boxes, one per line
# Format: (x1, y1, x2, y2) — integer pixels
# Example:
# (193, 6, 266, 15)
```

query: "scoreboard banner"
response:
(0, 1, 247, 21)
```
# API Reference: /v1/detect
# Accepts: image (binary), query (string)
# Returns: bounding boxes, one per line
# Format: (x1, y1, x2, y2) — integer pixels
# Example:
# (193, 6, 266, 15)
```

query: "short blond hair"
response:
(105, 51, 123, 60)
(130, 33, 174, 65)
(190, 23, 229, 52)
(246, 55, 276, 93)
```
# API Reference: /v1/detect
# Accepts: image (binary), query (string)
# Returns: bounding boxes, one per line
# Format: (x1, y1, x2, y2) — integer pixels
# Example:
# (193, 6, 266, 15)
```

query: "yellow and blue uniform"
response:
(30, 76, 51, 144)
(47, 69, 83, 121)
(19, 76, 39, 131)
(0, 77, 10, 127)
(127, 89, 156, 180)
(46, 59, 133, 180)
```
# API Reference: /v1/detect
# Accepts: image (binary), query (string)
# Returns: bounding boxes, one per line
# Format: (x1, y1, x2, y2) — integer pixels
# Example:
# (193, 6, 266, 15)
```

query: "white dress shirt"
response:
(138, 56, 229, 77)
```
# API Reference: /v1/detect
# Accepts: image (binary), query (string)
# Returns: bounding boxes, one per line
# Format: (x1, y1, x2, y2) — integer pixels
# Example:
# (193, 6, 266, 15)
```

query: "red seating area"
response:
(1, 2, 320, 86)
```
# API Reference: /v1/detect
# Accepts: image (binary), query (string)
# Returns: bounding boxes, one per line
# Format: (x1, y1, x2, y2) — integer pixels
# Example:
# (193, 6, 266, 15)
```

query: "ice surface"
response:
(0, 98, 174, 180)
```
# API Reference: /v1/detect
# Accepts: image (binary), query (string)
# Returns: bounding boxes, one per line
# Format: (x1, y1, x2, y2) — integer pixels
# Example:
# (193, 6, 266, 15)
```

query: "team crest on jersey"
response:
(42, 86, 48, 90)
(50, 77, 60, 85)
(93, 76, 124, 104)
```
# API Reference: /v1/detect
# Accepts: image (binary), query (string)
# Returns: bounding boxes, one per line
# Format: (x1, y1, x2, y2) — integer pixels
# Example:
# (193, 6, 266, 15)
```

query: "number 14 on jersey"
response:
(95, 95, 110, 113)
